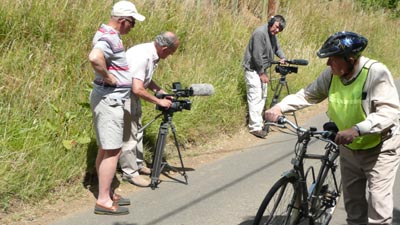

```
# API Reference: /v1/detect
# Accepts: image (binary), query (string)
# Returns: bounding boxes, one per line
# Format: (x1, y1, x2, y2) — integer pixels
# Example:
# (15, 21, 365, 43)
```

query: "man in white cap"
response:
(88, 1, 144, 215)
(111, 0, 145, 23)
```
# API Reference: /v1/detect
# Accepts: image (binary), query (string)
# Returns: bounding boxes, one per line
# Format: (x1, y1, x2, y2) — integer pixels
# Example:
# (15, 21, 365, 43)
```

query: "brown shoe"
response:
(123, 175, 150, 187)
(250, 130, 267, 138)
(139, 167, 152, 175)
(94, 203, 129, 215)
(112, 193, 130, 206)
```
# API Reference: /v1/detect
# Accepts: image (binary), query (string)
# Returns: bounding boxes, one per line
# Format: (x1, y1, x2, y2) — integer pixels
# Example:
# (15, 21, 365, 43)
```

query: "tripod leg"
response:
(284, 82, 298, 126)
(269, 76, 285, 108)
(264, 77, 285, 133)
(170, 123, 188, 184)
(150, 121, 169, 189)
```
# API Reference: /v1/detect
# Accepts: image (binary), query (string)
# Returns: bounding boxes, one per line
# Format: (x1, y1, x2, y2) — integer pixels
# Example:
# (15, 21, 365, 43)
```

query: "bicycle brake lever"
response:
(274, 124, 286, 128)
(264, 121, 285, 128)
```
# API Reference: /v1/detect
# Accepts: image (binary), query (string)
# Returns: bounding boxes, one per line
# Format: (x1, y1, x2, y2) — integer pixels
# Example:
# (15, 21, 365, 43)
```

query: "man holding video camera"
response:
(119, 31, 179, 187)
(242, 15, 287, 138)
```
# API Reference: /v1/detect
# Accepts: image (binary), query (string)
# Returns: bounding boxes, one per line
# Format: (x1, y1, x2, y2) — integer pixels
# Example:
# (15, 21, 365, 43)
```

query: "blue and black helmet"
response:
(317, 31, 368, 58)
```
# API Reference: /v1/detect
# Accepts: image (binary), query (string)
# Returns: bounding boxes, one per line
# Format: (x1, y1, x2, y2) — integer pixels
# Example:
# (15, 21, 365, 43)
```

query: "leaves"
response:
(62, 136, 90, 150)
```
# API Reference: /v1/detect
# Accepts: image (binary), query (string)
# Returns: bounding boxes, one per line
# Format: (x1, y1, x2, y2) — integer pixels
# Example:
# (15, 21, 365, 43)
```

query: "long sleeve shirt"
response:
(242, 24, 286, 75)
(277, 56, 400, 136)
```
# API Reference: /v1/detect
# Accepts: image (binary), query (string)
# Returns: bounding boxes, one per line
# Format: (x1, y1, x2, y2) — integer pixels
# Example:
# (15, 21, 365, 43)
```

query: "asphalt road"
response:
(48, 113, 400, 225)
(49, 80, 400, 225)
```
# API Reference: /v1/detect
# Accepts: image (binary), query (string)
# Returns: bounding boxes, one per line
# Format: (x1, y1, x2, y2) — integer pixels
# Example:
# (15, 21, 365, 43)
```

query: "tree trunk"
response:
(267, 0, 279, 18)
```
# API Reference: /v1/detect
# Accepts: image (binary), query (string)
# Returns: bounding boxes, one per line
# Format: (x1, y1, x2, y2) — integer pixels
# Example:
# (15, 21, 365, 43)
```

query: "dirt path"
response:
(1, 103, 327, 225)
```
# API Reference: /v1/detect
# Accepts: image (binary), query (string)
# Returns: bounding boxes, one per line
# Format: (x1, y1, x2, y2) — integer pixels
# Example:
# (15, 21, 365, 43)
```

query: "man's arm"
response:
(132, 79, 172, 108)
(147, 80, 164, 95)
(88, 48, 117, 86)
(250, 32, 270, 83)
(250, 31, 268, 74)
(358, 63, 400, 135)
(265, 68, 332, 121)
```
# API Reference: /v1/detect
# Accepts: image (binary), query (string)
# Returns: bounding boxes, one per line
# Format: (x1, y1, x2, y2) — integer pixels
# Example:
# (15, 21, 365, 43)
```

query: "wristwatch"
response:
(353, 125, 361, 136)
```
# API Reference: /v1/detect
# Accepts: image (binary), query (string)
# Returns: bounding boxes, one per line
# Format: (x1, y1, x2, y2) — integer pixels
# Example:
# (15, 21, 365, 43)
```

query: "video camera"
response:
(155, 82, 214, 113)
(275, 65, 298, 75)
(270, 59, 308, 76)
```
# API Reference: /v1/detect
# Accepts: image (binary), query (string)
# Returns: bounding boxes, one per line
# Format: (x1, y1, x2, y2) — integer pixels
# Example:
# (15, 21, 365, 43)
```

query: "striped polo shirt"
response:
(91, 24, 132, 100)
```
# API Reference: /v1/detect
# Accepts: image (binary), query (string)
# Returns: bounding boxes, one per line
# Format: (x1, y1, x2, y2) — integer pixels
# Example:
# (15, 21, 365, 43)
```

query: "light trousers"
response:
(245, 70, 267, 132)
(119, 95, 145, 178)
(340, 134, 400, 225)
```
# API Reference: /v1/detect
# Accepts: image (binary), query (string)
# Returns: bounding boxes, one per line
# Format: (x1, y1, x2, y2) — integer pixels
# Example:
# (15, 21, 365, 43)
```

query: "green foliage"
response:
(357, 0, 400, 17)
(0, 0, 399, 213)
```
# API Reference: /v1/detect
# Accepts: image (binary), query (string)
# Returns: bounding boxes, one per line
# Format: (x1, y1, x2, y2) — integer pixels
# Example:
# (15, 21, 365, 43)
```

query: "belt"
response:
(93, 80, 116, 88)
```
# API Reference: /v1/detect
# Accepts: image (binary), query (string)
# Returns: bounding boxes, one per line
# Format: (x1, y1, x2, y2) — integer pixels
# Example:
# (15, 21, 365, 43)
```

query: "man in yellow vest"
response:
(265, 31, 400, 225)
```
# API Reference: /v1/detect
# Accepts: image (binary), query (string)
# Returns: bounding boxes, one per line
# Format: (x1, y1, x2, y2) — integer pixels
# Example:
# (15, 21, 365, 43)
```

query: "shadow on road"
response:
(238, 208, 400, 225)
(238, 218, 254, 225)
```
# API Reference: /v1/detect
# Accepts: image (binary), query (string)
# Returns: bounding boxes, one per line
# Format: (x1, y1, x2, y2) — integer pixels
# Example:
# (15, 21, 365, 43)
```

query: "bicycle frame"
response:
(258, 117, 341, 225)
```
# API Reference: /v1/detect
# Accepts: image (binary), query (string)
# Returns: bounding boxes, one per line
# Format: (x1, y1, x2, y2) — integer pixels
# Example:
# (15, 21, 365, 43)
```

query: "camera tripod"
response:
(264, 66, 298, 133)
(140, 110, 188, 189)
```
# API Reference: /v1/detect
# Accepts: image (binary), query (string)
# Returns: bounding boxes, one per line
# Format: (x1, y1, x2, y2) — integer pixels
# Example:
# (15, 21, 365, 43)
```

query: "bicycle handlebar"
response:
(267, 116, 338, 147)
(276, 116, 307, 132)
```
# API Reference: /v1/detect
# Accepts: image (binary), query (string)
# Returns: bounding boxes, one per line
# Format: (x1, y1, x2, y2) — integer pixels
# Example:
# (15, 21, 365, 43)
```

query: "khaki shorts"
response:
(90, 91, 125, 150)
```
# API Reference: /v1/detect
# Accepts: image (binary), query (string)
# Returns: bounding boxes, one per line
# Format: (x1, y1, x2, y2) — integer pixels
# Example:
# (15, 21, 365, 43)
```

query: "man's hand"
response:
(103, 73, 118, 86)
(335, 127, 359, 145)
(264, 105, 283, 122)
(154, 89, 173, 109)
(157, 98, 172, 109)
(89, 49, 118, 86)
(259, 73, 269, 84)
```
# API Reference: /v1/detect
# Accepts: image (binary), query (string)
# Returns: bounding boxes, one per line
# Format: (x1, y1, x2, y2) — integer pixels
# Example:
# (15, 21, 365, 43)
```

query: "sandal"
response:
(94, 203, 129, 215)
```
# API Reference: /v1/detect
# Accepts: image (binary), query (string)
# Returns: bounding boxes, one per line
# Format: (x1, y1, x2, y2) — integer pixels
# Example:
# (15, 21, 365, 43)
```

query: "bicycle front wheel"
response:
(253, 176, 302, 225)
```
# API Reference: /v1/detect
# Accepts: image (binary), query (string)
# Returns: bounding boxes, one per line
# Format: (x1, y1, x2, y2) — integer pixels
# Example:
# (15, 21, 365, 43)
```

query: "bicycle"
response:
(253, 116, 342, 225)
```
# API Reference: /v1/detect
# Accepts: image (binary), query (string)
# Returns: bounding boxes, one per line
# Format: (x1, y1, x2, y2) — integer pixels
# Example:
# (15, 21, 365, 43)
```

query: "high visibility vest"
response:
(327, 60, 381, 150)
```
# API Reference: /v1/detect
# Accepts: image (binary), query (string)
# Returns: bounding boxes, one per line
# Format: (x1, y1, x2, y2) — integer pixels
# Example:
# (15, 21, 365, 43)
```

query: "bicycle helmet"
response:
(317, 31, 368, 58)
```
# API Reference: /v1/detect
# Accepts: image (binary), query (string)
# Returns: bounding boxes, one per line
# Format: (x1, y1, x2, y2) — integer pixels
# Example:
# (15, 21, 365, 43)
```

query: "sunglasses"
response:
(124, 18, 135, 27)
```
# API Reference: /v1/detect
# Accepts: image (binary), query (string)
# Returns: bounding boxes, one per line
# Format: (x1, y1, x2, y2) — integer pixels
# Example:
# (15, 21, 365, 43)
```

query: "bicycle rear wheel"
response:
(253, 176, 302, 225)
(312, 154, 342, 225)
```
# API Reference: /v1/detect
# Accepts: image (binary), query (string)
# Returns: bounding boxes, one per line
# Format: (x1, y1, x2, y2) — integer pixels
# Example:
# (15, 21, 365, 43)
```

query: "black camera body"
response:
(156, 82, 193, 113)
(169, 99, 191, 112)
(275, 65, 298, 75)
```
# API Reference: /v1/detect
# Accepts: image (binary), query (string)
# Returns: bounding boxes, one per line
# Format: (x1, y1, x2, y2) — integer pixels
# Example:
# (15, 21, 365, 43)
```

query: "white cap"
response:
(111, 1, 145, 22)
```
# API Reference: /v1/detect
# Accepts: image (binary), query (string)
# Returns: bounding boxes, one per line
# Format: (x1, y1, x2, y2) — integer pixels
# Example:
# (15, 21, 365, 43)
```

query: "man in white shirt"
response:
(120, 31, 179, 187)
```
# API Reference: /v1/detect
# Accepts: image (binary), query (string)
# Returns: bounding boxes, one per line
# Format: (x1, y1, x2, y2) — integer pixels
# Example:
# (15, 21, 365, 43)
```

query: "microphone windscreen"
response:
(190, 84, 215, 96)
(289, 59, 309, 66)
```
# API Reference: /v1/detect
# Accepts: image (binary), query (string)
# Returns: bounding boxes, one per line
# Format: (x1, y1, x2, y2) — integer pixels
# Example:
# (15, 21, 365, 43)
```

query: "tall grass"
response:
(0, 0, 399, 215)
